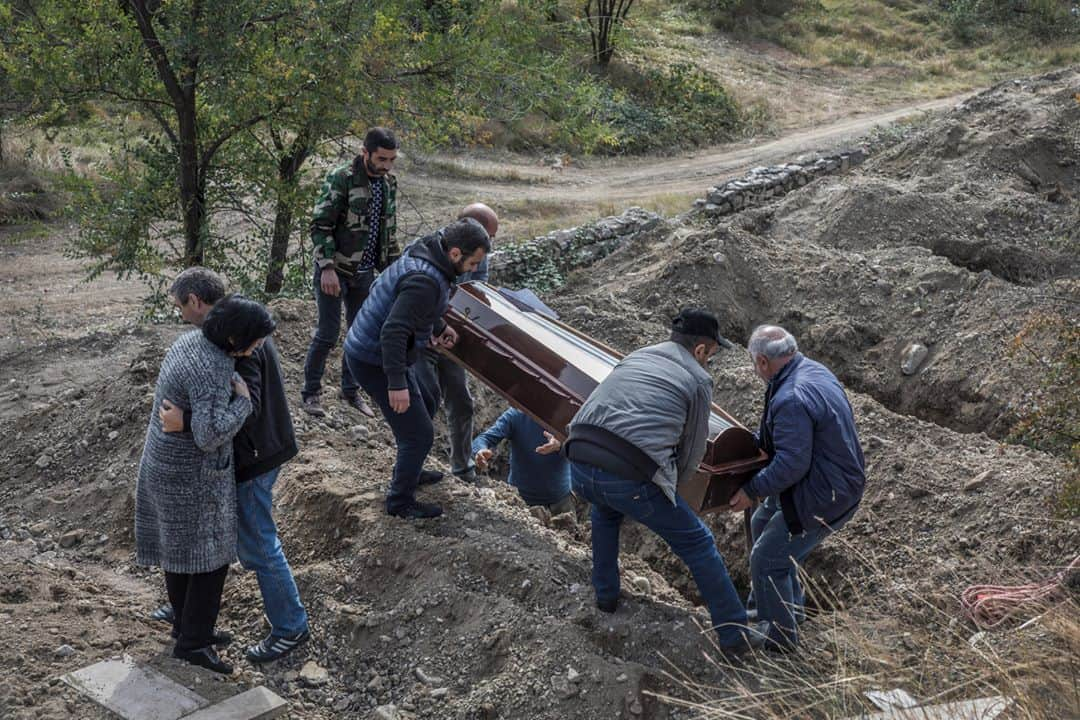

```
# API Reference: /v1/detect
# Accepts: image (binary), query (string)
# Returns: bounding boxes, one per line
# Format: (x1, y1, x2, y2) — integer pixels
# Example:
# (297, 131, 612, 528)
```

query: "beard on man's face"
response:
(365, 156, 387, 176)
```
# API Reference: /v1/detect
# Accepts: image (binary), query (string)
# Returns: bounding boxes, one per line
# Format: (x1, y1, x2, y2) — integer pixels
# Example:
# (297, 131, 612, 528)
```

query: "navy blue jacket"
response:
(344, 232, 455, 389)
(745, 353, 865, 533)
(472, 408, 571, 507)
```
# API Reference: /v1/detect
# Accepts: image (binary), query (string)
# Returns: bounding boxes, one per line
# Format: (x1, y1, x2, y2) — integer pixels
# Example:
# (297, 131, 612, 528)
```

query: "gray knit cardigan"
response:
(135, 330, 252, 574)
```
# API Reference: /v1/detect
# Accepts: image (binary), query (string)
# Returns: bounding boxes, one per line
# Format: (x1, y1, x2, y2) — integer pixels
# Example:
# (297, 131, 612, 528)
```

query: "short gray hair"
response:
(748, 325, 798, 359)
(169, 266, 227, 305)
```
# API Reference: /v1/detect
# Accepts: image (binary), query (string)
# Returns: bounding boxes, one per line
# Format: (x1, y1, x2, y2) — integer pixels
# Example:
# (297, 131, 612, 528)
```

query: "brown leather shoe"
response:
(341, 392, 375, 418)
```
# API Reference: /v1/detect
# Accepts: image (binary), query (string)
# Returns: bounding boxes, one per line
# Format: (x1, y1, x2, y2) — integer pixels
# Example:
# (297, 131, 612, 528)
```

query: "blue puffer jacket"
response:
(344, 232, 453, 384)
(745, 353, 866, 533)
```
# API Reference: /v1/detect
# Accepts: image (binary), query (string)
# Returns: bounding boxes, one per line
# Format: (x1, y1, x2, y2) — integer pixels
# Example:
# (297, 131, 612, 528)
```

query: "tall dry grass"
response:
(651, 531, 1080, 718)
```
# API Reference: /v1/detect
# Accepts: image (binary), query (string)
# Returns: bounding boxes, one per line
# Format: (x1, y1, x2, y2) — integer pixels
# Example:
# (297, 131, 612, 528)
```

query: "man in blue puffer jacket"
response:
(728, 325, 865, 651)
(344, 218, 490, 519)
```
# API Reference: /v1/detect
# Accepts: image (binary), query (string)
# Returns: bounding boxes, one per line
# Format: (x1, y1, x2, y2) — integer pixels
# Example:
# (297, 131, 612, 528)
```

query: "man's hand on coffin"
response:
(475, 448, 494, 471)
(388, 388, 410, 413)
(433, 325, 459, 349)
(727, 488, 754, 512)
(535, 431, 561, 455)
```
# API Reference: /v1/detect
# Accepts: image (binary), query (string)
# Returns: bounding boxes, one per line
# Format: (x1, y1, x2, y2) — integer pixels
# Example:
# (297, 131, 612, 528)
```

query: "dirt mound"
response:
(810, 69, 1080, 284)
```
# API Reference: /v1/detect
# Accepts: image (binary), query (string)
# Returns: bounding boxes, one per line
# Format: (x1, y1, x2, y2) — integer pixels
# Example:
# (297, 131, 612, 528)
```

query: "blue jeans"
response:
(749, 495, 832, 647)
(302, 267, 373, 400)
(345, 357, 437, 512)
(571, 462, 749, 647)
(236, 468, 309, 637)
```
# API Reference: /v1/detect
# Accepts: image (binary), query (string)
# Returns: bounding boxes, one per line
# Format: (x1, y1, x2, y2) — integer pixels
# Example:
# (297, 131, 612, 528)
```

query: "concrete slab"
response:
(865, 688, 920, 710)
(61, 655, 209, 720)
(180, 687, 288, 720)
(846, 696, 1012, 720)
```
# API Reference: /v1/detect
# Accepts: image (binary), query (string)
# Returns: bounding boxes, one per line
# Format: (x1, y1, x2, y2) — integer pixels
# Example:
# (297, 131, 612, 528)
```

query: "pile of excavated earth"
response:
(0, 69, 1076, 719)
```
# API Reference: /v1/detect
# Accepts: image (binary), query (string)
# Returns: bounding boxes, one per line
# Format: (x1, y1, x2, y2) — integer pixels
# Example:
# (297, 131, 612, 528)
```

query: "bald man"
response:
(413, 203, 498, 483)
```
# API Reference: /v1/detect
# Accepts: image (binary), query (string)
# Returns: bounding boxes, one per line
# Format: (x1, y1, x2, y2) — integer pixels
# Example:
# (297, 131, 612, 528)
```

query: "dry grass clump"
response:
(652, 533, 1080, 718)
(0, 164, 56, 226)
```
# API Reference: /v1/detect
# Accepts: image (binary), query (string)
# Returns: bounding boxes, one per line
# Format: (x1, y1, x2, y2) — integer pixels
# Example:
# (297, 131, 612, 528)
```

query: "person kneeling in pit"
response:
(472, 407, 572, 516)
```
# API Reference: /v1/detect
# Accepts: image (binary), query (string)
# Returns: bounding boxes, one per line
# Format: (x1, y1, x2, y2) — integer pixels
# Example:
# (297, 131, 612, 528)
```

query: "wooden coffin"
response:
(442, 282, 769, 514)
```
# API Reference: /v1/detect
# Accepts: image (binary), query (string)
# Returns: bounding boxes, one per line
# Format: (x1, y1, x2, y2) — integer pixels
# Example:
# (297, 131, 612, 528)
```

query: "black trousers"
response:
(412, 349, 476, 475)
(302, 267, 374, 399)
(164, 564, 229, 650)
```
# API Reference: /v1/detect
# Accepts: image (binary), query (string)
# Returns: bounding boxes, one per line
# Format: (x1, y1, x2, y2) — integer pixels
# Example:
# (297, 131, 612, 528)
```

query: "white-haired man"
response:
(728, 325, 865, 651)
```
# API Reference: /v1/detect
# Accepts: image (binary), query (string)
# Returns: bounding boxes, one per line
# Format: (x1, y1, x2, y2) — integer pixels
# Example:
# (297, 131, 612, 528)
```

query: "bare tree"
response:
(584, 0, 634, 65)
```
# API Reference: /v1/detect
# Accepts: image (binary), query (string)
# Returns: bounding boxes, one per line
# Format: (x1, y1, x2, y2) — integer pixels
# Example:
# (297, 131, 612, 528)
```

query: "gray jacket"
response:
(570, 341, 712, 503)
(135, 331, 252, 574)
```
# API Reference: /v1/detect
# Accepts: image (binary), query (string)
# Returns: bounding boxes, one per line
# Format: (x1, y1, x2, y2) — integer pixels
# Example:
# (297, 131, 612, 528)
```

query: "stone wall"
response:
(489, 206, 663, 290)
(490, 149, 868, 288)
(694, 149, 867, 214)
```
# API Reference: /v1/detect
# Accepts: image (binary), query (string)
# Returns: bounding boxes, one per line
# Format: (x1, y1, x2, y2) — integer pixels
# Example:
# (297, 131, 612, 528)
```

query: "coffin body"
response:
(443, 282, 769, 514)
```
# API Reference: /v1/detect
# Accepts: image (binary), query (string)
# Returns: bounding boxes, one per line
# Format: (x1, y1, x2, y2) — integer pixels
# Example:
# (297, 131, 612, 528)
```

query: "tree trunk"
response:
(264, 196, 292, 295)
(264, 138, 311, 295)
(177, 107, 205, 266)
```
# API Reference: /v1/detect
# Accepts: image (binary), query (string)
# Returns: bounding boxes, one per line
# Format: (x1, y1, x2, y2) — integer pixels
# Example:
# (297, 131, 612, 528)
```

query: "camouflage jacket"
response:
(310, 158, 399, 274)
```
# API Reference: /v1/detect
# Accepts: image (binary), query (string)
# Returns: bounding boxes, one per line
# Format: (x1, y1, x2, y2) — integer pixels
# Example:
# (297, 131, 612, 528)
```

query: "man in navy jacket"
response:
(343, 218, 490, 519)
(728, 325, 865, 650)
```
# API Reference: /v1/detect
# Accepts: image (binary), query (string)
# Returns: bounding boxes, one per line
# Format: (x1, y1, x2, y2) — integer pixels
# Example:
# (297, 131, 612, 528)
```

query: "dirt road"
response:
(407, 93, 968, 210)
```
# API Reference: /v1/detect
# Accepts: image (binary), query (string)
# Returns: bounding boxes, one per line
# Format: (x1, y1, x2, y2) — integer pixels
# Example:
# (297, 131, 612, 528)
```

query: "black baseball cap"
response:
(672, 308, 735, 350)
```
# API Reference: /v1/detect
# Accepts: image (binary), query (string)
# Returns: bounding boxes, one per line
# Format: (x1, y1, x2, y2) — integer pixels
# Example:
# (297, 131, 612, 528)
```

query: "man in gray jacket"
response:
(564, 309, 759, 654)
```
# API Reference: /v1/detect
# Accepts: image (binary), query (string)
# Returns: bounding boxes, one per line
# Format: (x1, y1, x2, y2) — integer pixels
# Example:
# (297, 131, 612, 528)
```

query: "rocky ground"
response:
(1, 69, 1078, 719)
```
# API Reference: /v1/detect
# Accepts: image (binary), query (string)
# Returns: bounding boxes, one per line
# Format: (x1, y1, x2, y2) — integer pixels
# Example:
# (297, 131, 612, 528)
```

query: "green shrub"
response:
(946, 0, 1080, 42)
(945, 0, 985, 44)
(594, 62, 748, 154)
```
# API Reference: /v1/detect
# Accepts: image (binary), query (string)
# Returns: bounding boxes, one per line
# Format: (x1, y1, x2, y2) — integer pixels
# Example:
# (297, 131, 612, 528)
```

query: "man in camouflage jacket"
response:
(301, 127, 401, 418)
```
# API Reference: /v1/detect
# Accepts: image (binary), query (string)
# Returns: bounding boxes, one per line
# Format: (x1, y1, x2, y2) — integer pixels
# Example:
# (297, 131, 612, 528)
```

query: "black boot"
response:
(173, 645, 234, 675)
(388, 501, 444, 519)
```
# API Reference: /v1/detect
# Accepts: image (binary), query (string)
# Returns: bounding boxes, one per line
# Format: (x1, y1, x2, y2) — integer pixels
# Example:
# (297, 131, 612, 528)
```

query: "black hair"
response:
(670, 331, 716, 352)
(363, 127, 399, 154)
(441, 217, 491, 257)
(169, 266, 226, 306)
(201, 294, 276, 353)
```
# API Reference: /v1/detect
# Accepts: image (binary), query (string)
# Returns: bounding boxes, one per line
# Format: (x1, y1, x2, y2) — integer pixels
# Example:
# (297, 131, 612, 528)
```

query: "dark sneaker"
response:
(340, 392, 375, 418)
(301, 395, 326, 417)
(746, 608, 807, 624)
(171, 628, 233, 647)
(245, 629, 310, 664)
(418, 469, 445, 485)
(149, 603, 175, 624)
(454, 469, 478, 484)
(716, 626, 767, 663)
(173, 645, 233, 675)
(596, 597, 618, 614)
(388, 501, 444, 519)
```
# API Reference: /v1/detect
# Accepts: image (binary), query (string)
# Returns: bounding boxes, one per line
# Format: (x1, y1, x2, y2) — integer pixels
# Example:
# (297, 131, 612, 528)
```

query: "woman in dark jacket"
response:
(135, 295, 275, 674)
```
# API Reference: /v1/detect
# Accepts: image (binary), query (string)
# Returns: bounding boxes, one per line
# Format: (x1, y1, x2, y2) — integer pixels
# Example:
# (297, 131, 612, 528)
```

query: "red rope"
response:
(960, 556, 1080, 630)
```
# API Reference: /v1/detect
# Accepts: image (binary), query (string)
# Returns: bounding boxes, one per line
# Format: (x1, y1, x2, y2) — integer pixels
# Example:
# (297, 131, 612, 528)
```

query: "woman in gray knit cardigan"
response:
(136, 295, 276, 675)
